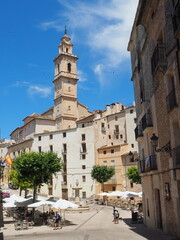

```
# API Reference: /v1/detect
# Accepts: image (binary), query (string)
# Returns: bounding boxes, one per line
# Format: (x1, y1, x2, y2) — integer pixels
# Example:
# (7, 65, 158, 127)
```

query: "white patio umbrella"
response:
(138, 192, 143, 198)
(52, 199, 78, 210)
(121, 191, 139, 199)
(3, 194, 26, 203)
(28, 200, 54, 208)
(107, 191, 125, 197)
(97, 192, 108, 196)
(3, 200, 17, 208)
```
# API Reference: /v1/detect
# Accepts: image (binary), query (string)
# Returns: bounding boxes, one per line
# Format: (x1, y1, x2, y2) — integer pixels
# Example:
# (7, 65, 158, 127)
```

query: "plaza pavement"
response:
(1, 205, 176, 240)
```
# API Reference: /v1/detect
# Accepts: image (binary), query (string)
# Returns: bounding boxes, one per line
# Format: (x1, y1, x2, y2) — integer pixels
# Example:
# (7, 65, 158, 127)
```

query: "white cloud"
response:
(93, 64, 105, 86)
(40, 0, 138, 85)
(12, 81, 30, 87)
(28, 86, 52, 98)
(77, 70, 87, 82)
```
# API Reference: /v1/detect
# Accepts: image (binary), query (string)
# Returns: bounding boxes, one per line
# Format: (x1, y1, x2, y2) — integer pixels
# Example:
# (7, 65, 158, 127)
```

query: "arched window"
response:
(66, 48, 68, 53)
(67, 63, 71, 73)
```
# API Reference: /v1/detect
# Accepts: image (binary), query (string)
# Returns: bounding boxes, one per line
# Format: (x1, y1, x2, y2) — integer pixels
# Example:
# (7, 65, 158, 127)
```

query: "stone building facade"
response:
(6, 32, 140, 201)
(128, 0, 180, 238)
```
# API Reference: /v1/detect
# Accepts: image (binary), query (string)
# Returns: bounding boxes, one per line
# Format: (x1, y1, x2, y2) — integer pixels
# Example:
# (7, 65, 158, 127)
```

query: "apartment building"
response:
(128, 0, 180, 238)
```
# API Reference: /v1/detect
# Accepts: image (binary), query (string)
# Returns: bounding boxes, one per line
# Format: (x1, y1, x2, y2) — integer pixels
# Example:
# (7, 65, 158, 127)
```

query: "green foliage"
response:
(126, 166, 141, 184)
(91, 165, 115, 184)
(13, 152, 62, 187)
(8, 169, 33, 190)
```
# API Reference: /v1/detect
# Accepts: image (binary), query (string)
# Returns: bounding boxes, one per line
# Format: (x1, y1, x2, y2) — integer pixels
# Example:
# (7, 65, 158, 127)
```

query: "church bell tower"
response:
(53, 30, 79, 130)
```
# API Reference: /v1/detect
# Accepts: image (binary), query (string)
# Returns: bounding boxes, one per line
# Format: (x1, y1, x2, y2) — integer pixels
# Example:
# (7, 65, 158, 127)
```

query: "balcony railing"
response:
(142, 113, 153, 131)
(172, 0, 180, 38)
(172, 145, 180, 167)
(139, 155, 158, 173)
(151, 43, 167, 75)
(166, 88, 178, 112)
(114, 129, 119, 134)
(139, 160, 146, 173)
(135, 125, 143, 140)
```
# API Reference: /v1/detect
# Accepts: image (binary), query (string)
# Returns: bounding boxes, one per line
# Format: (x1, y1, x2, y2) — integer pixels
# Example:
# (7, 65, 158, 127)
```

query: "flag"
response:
(5, 154, 12, 165)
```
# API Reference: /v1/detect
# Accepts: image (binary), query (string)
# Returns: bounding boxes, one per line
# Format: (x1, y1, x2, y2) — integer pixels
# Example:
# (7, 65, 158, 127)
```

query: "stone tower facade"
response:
(53, 33, 79, 130)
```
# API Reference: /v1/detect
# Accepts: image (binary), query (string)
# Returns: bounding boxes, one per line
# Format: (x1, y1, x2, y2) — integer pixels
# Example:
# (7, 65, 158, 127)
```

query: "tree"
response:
(13, 152, 62, 202)
(126, 166, 141, 184)
(8, 169, 33, 197)
(91, 165, 115, 192)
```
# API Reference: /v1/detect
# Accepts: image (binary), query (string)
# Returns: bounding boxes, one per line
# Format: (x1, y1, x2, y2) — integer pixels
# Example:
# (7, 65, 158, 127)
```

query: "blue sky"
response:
(0, 0, 138, 139)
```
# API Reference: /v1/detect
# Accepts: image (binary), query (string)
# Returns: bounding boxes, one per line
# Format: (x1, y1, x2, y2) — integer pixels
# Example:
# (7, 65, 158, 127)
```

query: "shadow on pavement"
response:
(122, 218, 175, 240)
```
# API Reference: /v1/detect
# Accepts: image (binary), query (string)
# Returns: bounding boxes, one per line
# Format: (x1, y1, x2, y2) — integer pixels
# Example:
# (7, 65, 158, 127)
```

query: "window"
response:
(82, 124, 85, 128)
(120, 134, 123, 139)
(50, 145, 53, 152)
(130, 109, 134, 114)
(66, 48, 68, 53)
(116, 135, 119, 139)
(103, 161, 107, 166)
(103, 150, 106, 154)
(82, 154, 86, 160)
(115, 116, 118, 121)
(81, 143, 86, 153)
(67, 63, 71, 73)
(68, 86, 71, 92)
(63, 132, 66, 138)
(57, 64, 60, 73)
(82, 134, 86, 141)
(82, 165, 86, 169)
(63, 144, 67, 152)
(101, 123, 105, 128)
(115, 125, 119, 132)
(38, 146, 41, 153)
(131, 144, 134, 148)
(109, 135, 111, 139)
(38, 136, 41, 141)
(111, 160, 115, 167)
(112, 186, 116, 191)
(48, 188, 53, 195)
(130, 181, 133, 188)
(68, 106, 71, 111)
(49, 134, 53, 140)
(111, 149, 114, 154)
(82, 191, 86, 198)
(63, 154, 67, 162)
(82, 176, 86, 182)
(108, 124, 110, 129)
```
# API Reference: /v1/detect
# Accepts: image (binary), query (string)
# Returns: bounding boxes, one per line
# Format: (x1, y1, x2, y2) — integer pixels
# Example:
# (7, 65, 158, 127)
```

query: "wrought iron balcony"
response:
(166, 88, 178, 112)
(142, 113, 153, 132)
(151, 43, 167, 75)
(139, 160, 146, 173)
(139, 155, 158, 173)
(172, 0, 180, 38)
(114, 129, 119, 134)
(172, 145, 180, 167)
(135, 125, 143, 140)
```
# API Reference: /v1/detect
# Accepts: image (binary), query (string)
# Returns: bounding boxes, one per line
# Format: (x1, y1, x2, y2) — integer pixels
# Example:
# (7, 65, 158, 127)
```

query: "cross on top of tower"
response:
(64, 25, 67, 35)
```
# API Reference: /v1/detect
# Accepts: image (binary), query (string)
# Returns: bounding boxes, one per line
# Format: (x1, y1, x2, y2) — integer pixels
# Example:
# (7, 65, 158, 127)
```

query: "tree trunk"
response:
(32, 183, 37, 222)
(102, 183, 104, 192)
(24, 188, 28, 198)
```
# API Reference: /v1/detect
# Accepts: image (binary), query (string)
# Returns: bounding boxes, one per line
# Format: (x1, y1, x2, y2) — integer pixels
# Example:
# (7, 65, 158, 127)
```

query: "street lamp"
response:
(128, 151, 134, 162)
(150, 133, 171, 155)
